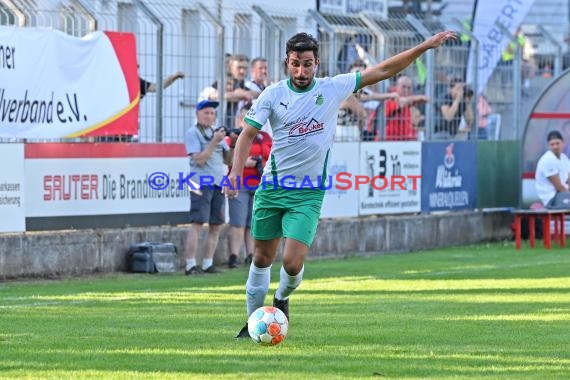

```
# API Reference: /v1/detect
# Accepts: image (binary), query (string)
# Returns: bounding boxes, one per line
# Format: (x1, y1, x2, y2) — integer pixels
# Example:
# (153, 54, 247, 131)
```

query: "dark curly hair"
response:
(286, 33, 319, 59)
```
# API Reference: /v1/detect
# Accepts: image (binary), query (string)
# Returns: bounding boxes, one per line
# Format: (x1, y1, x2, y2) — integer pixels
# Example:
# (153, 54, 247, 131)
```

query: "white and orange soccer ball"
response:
(247, 306, 289, 345)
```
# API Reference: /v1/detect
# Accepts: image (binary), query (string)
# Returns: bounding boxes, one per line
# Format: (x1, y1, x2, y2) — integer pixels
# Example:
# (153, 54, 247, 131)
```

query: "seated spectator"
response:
(384, 76, 428, 141)
(535, 130, 570, 208)
(226, 105, 272, 268)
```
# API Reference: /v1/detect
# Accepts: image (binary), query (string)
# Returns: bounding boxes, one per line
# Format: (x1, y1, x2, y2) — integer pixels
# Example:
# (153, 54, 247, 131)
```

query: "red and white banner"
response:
(25, 144, 190, 217)
(467, 0, 535, 94)
(0, 27, 139, 138)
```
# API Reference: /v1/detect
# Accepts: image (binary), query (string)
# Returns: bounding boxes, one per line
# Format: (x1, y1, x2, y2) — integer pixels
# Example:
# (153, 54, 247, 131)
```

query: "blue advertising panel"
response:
(421, 141, 477, 212)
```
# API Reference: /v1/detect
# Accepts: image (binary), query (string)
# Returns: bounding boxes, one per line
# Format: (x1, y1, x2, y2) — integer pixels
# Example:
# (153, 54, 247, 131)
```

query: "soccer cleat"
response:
(228, 254, 240, 269)
(184, 266, 201, 275)
(203, 265, 221, 274)
(235, 323, 250, 339)
(273, 296, 289, 321)
(244, 254, 253, 265)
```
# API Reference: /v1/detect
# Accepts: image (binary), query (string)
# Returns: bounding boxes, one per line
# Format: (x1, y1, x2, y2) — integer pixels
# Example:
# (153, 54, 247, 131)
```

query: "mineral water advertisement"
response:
(421, 141, 477, 212)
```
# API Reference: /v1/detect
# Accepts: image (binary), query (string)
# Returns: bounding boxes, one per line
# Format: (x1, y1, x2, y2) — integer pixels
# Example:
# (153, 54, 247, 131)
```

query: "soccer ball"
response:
(247, 306, 289, 345)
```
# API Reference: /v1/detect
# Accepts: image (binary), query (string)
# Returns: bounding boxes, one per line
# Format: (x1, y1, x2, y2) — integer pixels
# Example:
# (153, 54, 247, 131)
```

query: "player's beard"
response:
(291, 76, 312, 89)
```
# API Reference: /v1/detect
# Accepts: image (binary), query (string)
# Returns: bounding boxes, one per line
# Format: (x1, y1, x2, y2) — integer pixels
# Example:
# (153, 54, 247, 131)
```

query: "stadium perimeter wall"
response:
(0, 211, 513, 280)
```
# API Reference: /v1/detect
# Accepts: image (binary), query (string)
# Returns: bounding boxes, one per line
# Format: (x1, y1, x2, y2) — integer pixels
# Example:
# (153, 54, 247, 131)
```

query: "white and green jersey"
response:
(244, 72, 361, 188)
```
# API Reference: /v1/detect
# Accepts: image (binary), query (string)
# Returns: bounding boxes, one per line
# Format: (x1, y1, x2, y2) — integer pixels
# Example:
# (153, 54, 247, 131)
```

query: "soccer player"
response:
(227, 31, 456, 337)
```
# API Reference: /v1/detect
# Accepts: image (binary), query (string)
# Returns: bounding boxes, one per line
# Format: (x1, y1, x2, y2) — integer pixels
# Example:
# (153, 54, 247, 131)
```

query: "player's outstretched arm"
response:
(360, 31, 456, 88)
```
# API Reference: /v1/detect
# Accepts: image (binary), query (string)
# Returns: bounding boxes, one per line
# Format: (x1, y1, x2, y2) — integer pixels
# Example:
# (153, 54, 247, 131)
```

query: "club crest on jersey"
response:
(314, 93, 324, 105)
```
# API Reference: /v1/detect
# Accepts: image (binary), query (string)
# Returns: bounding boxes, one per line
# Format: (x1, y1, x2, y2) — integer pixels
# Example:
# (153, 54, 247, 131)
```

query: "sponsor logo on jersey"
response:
(288, 118, 324, 139)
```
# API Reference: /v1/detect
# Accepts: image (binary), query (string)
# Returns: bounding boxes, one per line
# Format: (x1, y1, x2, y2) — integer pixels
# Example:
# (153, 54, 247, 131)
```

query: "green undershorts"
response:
(251, 187, 325, 247)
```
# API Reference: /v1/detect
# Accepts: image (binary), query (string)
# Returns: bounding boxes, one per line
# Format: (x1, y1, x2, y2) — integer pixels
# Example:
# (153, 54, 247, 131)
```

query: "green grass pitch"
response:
(1, 243, 569, 379)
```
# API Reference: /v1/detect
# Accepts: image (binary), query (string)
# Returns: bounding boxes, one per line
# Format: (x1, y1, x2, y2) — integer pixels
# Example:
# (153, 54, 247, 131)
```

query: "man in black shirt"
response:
(434, 77, 473, 140)
(199, 54, 259, 128)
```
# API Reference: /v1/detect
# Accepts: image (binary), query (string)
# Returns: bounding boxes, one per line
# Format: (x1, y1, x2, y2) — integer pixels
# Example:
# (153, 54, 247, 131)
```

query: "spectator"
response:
(345, 60, 398, 141)
(140, 70, 185, 99)
(468, 94, 492, 140)
(433, 67, 453, 103)
(245, 57, 273, 136)
(500, 27, 536, 92)
(337, 94, 368, 135)
(245, 57, 270, 93)
(226, 105, 272, 268)
(200, 54, 258, 128)
(183, 99, 232, 275)
(563, 34, 570, 70)
(535, 130, 570, 208)
(384, 76, 428, 141)
(434, 77, 473, 140)
(97, 67, 185, 142)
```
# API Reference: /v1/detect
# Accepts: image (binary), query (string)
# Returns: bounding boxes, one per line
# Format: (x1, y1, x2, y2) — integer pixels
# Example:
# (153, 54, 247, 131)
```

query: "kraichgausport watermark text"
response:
(147, 172, 421, 191)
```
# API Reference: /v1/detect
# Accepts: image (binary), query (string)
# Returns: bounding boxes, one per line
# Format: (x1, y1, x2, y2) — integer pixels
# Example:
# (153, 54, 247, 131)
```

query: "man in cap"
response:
(183, 99, 232, 274)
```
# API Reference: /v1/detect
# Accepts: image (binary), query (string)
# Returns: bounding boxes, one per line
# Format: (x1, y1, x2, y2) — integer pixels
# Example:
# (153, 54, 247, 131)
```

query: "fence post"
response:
(358, 14, 386, 90)
(0, 0, 26, 26)
(198, 2, 225, 129)
(406, 15, 434, 141)
(252, 5, 285, 84)
(358, 14, 388, 135)
(538, 25, 562, 77)
(308, 9, 337, 76)
(494, 22, 523, 207)
(74, 0, 98, 33)
(453, 17, 479, 141)
(135, 0, 163, 142)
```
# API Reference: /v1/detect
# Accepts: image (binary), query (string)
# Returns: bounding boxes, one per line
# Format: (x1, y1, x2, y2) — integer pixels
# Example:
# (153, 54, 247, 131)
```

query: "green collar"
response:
(287, 78, 316, 93)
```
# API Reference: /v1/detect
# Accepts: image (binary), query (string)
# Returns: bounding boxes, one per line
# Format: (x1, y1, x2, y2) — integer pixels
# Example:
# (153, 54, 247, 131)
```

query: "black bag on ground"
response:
(127, 242, 178, 273)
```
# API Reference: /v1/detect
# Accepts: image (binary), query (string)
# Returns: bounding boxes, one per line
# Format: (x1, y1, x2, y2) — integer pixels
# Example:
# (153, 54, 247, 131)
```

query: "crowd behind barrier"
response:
(0, 0, 568, 144)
